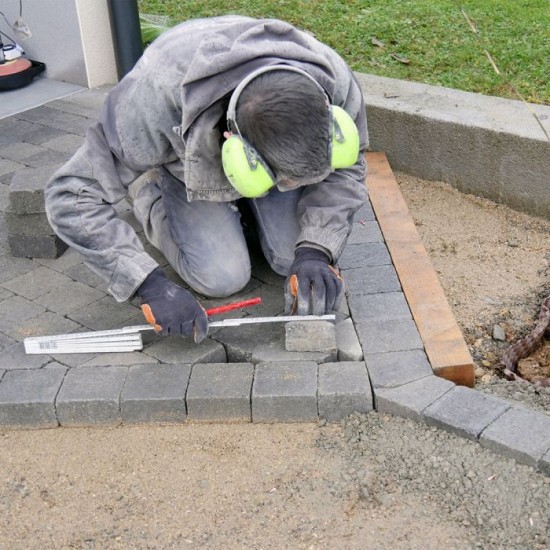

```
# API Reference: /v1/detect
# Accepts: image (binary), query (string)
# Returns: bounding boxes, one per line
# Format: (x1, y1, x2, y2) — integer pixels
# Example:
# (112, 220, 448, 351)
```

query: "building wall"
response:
(1, 0, 117, 87)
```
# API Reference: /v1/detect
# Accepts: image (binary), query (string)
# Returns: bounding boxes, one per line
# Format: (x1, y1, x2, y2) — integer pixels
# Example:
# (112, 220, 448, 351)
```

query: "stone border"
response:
(355, 73, 550, 219)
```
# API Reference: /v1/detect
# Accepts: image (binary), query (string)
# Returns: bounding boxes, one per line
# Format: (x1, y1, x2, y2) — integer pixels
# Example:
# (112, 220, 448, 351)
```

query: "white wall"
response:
(1, 0, 117, 87)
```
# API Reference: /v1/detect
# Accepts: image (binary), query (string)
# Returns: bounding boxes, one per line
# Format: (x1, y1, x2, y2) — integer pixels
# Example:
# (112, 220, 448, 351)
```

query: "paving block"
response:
(0, 364, 67, 428)
(357, 319, 424, 355)
(16, 106, 92, 136)
(121, 363, 191, 423)
(56, 366, 128, 426)
(338, 243, 391, 270)
(0, 158, 25, 177)
(347, 220, 383, 245)
(375, 375, 455, 421)
(1, 266, 74, 300)
(318, 361, 373, 421)
(365, 349, 433, 389)
(68, 296, 142, 330)
(354, 200, 376, 222)
(64, 262, 105, 287)
(540, 448, 550, 477)
(0, 370, 4, 382)
(348, 292, 411, 324)
(143, 336, 227, 365)
(335, 317, 363, 361)
(23, 149, 73, 170)
(213, 323, 336, 364)
(36, 247, 84, 273)
(6, 311, 81, 343)
(35, 281, 105, 314)
(285, 321, 337, 353)
(8, 234, 68, 259)
(0, 141, 46, 162)
(81, 352, 159, 367)
(0, 332, 16, 352)
(0, 254, 34, 283)
(479, 407, 550, 469)
(18, 124, 66, 146)
(187, 362, 254, 422)
(343, 265, 401, 296)
(0, 296, 46, 334)
(8, 165, 61, 213)
(5, 208, 55, 235)
(0, 342, 52, 370)
(423, 386, 511, 440)
(252, 361, 318, 423)
(40, 134, 85, 154)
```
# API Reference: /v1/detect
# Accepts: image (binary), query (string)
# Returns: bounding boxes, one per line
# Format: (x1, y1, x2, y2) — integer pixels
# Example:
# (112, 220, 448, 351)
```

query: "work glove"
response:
(284, 247, 344, 316)
(136, 267, 208, 342)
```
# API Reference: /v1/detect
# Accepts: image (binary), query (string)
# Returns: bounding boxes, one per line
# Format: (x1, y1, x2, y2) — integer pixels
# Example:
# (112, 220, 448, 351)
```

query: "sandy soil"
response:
(1, 174, 549, 549)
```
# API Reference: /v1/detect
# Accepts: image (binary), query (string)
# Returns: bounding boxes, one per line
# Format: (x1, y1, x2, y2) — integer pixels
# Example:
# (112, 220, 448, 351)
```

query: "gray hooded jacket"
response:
(45, 16, 369, 302)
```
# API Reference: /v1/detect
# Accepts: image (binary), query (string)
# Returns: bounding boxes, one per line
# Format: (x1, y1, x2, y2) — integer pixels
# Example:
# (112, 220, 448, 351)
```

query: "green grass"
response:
(137, 0, 550, 105)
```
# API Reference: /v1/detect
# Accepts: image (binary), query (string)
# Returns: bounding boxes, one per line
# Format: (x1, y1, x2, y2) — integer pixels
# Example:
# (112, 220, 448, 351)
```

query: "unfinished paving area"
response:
(0, 86, 549, 476)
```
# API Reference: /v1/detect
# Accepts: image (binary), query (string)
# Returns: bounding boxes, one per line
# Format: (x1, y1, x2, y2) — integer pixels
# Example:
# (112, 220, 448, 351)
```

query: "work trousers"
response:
(132, 167, 301, 297)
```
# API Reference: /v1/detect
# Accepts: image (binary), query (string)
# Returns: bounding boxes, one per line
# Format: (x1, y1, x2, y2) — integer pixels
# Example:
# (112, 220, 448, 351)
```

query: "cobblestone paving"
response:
(0, 87, 549, 474)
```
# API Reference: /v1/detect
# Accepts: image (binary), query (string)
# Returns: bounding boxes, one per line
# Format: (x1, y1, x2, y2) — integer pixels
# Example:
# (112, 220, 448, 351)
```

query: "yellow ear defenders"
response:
(221, 65, 360, 198)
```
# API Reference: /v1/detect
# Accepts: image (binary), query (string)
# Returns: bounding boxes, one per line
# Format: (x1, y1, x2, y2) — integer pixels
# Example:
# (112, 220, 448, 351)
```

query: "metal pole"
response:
(107, 0, 143, 80)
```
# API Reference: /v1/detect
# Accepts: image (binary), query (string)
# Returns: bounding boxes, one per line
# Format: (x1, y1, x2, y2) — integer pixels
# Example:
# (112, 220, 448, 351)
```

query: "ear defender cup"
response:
(221, 134, 276, 198)
(330, 106, 361, 169)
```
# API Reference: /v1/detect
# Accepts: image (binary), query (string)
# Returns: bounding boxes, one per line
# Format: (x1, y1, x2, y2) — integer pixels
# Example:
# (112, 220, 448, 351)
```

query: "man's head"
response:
(222, 65, 360, 198)
(235, 70, 331, 188)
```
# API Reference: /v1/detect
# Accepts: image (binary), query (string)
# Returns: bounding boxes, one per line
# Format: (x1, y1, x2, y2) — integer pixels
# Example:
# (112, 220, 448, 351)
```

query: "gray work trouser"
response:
(132, 168, 301, 297)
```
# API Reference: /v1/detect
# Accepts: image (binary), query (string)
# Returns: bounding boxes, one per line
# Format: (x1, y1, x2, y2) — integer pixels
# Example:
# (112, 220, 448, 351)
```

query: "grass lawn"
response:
(138, 0, 549, 105)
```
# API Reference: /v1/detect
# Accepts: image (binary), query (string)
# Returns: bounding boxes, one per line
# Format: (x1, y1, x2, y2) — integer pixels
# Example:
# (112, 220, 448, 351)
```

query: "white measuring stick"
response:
(23, 315, 335, 355)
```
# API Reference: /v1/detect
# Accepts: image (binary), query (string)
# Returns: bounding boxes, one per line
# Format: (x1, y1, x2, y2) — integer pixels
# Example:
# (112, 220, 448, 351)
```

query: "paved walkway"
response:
(0, 86, 548, 476)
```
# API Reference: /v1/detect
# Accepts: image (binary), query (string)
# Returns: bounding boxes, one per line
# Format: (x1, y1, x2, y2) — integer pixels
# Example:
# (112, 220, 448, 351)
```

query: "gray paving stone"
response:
(0, 286, 13, 301)
(479, 407, 550, 469)
(5, 208, 54, 235)
(348, 292, 411, 323)
(355, 201, 376, 222)
(0, 370, 4, 382)
(0, 158, 25, 177)
(56, 366, 128, 426)
(0, 296, 46, 334)
(357, 319, 423, 355)
(423, 386, 511, 440)
(16, 107, 93, 136)
(67, 296, 141, 330)
(50, 87, 110, 111)
(6, 311, 82, 342)
(8, 165, 61, 213)
(0, 332, 16, 351)
(80, 351, 159, 367)
(0, 342, 52, 370)
(1, 142, 46, 162)
(0, 254, 34, 283)
(285, 321, 337, 353)
(1, 265, 74, 300)
(187, 362, 254, 422)
(8, 234, 68, 259)
(365, 349, 433, 389)
(40, 134, 84, 154)
(37, 247, 84, 272)
(143, 336, 227, 364)
(46, 99, 101, 120)
(252, 361, 318, 423)
(343, 265, 401, 296)
(0, 364, 67, 428)
(35, 281, 105, 314)
(64, 262, 105, 287)
(18, 124, 66, 146)
(540, 448, 550, 476)
(23, 149, 73, 169)
(213, 323, 336, 365)
(121, 363, 191, 424)
(338, 243, 391, 270)
(335, 317, 363, 361)
(347, 220, 383, 244)
(375, 375, 455, 421)
(318, 361, 373, 421)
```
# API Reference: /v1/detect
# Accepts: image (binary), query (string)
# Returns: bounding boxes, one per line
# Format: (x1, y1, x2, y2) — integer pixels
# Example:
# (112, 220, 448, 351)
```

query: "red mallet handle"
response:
(205, 297, 262, 317)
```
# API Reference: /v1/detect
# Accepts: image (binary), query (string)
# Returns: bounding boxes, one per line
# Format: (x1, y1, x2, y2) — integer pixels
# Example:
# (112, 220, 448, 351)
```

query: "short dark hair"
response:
(236, 70, 331, 179)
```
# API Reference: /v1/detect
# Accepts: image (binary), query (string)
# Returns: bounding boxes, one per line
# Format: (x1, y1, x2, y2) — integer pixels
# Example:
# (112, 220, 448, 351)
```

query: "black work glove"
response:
(136, 267, 208, 342)
(284, 247, 344, 316)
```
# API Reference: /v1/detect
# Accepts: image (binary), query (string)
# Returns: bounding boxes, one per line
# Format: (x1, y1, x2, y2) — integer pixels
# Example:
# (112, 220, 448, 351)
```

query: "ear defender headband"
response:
(221, 65, 360, 198)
